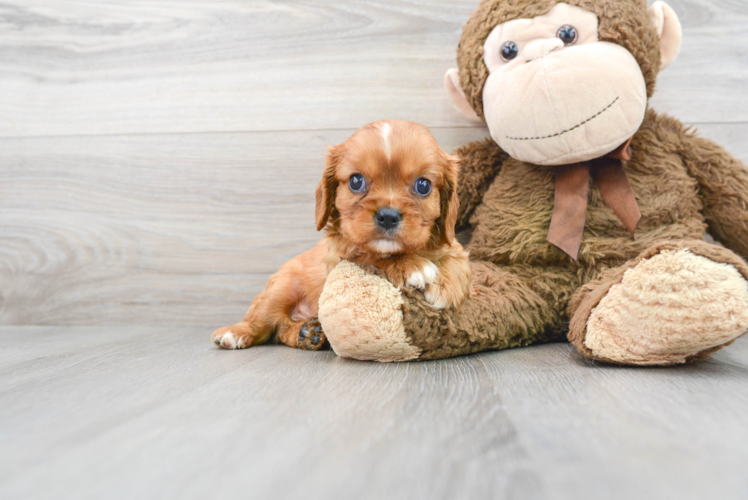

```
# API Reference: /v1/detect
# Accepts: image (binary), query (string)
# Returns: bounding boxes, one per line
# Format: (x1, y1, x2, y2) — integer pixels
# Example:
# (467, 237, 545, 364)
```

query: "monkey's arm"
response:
(454, 138, 509, 231)
(682, 132, 748, 261)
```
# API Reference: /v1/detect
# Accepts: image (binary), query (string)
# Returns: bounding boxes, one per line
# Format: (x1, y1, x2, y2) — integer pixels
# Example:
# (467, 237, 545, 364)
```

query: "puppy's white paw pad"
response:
(406, 262, 439, 290)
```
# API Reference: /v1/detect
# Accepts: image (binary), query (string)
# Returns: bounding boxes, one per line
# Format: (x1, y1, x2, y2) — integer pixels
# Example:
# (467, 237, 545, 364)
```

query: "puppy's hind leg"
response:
(211, 241, 329, 350)
(211, 271, 294, 350)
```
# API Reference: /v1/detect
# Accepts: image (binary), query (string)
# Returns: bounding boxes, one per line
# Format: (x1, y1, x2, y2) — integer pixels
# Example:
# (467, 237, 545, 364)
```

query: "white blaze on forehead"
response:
(378, 122, 393, 161)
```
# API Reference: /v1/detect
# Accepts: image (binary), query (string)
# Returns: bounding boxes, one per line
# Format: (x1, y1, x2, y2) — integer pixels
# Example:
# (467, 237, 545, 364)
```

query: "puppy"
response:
(211, 120, 471, 351)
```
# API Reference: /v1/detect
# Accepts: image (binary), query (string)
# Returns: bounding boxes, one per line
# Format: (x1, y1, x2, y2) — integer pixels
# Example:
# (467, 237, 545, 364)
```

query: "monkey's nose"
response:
(375, 207, 402, 231)
(523, 38, 564, 62)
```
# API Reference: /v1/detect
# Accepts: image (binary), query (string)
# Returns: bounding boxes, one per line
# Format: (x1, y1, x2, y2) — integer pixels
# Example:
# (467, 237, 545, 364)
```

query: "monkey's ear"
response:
(648, 1, 682, 70)
(437, 154, 461, 245)
(444, 68, 483, 123)
(315, 145, 341, 231)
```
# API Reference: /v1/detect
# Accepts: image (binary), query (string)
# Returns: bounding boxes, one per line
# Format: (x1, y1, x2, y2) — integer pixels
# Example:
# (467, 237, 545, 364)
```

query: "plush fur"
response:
(316, 1, 748, 364)
(319, 260, 422, 362)
(320, 110, 748, 363)
(457, 0, 662, 120)
(569, 241, 748, 365)
(584, 249, 748, 365)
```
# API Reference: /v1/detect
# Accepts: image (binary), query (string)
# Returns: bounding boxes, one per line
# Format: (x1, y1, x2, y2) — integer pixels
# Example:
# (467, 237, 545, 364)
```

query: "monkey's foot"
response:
(570, 242, 748, 365)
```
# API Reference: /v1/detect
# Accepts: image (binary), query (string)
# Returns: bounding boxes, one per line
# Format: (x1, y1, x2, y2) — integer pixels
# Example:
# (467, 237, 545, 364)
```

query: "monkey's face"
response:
(445, 1, 683, 167)
(482, 3, 646, 165)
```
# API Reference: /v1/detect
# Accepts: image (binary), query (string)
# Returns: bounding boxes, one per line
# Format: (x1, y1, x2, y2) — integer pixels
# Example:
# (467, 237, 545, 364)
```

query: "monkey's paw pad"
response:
(319, 260, 422, 362)
(585, 249, 748, 364)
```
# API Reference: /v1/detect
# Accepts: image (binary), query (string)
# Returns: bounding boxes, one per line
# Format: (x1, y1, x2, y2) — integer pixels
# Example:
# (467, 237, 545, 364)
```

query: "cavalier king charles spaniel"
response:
(212, 120, 471, 350)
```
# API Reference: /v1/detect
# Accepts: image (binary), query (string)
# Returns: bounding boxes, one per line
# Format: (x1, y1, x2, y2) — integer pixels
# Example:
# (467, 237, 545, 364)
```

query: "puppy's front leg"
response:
(404, 259, 440, 292)
(399, 252, 471, 310)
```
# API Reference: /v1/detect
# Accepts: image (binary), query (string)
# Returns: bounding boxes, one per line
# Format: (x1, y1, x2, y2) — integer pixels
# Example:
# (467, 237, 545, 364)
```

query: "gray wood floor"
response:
(1, 327, 747, 500)
(2, 1, 748, 499)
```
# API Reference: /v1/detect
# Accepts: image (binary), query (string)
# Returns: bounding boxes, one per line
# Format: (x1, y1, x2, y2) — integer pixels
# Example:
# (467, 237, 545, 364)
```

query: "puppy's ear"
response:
(436, 154, 461, 245)
(315, 145, 343, 231)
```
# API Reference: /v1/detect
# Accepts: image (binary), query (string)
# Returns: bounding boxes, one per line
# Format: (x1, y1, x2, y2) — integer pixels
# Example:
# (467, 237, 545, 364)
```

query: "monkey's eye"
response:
(413, 178, 432, 196)
(557, 25, 578, 45)
(348, 174, 366, 193)
(500, 41, 519, 62)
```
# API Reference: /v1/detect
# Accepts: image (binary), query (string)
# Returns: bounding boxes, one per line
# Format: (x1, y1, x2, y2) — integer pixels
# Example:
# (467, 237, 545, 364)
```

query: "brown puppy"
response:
(211, 120, 471, 350)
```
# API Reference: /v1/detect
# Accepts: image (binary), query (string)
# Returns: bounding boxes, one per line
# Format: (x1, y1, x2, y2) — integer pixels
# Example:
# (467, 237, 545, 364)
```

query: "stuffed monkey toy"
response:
(317, 0, 748, 365)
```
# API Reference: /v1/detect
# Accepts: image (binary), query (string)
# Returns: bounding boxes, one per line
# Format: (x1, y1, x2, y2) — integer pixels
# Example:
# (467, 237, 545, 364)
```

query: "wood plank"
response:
(2, 124, 746, 326)
(2, 122, 746, 327)
(1, 326, 746, 499)
(1, 0, 747, 138)
(0, 127, 490, 325)
(648, 0, 748, 121)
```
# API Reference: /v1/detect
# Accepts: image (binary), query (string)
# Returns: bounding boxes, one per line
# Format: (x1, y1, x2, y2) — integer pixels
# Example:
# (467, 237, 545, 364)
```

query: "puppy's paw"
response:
(297, 318, 328, 351)
(406, 261, 439, 290)
(211, 325, 252, 349)
(423, 285, 449, 309)
(423, 282, 466, 310)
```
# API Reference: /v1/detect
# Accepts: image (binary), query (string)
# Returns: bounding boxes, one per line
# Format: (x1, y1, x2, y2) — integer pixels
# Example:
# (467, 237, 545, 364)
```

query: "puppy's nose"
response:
(375, 207, 402, 231)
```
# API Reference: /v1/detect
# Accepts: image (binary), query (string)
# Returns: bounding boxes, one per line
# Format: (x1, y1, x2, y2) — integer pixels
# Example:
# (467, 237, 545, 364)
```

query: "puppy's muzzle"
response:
(375, 207, 402, 232)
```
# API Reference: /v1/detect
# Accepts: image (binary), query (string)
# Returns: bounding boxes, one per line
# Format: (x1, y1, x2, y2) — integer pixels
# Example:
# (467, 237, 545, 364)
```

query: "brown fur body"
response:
(212, 120, 471, 350)
(397, 109, 748, 362)
(359, 0, 748, 363)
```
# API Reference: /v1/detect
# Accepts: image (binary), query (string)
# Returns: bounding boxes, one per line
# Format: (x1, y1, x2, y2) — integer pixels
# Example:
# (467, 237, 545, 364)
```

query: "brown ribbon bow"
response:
(547, 137, 640, 260)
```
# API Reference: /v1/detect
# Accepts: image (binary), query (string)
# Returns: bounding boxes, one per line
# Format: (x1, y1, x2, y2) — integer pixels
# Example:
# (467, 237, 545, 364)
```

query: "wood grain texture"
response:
(1, 0, 747, 326)
(1, 326, 747, 500)
(0, 0, 746, 138)
(2, 123, 746, 326)
(0, 127, 491, 325)
(2, 4, 747, 498)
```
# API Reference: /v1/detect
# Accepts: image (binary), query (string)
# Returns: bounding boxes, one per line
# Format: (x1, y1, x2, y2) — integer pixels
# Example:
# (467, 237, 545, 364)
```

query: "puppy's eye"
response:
(501, 41, 519, 62)
(348, 174, 366, 193)
(413, 178, 432, 196)
(557, 25, 578, 45)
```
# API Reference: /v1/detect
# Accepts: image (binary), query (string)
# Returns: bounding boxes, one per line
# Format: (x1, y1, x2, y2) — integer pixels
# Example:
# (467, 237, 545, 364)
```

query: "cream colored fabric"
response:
(585, 249, 748, 365)
(318, 261, 421, 362)
(444, 68, 482, 123)
(444, 2, 685, 166)
(480, 3, 647, 165)
(648, 1, 682, 70)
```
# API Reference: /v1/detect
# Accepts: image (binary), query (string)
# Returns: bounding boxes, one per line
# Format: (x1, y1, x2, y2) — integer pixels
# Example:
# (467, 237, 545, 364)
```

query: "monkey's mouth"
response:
(505, 96, 620, 141)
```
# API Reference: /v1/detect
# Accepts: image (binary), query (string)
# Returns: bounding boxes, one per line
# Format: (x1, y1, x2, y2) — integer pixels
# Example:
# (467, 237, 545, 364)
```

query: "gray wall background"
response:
(1, 0, 746, 326)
